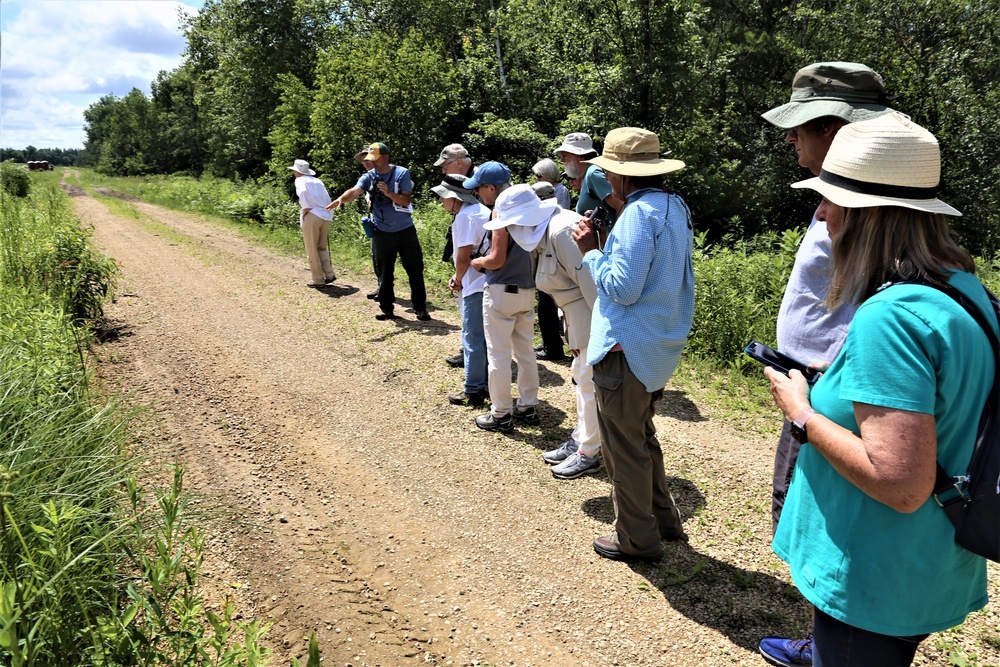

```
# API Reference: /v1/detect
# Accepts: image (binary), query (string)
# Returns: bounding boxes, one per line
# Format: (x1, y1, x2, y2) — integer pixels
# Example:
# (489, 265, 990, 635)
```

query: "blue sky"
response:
(0, 0, 204, 149)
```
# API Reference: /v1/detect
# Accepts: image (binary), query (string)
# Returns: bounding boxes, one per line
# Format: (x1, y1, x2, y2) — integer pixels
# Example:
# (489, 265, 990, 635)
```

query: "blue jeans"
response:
(813, 607, 928, 667)
(462, 291, 488, 393)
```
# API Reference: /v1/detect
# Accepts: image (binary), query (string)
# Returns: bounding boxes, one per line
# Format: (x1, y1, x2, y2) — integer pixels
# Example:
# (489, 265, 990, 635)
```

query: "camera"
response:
(589, 206, 614, 231)
(369, 179, 388, 202)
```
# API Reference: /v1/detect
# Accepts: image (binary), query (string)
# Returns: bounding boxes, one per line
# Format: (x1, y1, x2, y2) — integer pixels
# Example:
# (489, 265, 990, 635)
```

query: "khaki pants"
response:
(593, 351, 683, 558)
(483, 284, 539, 417)
(302, 211, 335, 283)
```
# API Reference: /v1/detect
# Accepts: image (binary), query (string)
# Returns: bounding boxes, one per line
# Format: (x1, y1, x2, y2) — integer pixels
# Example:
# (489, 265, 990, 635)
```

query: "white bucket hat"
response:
(288, 159, 315, 175)
(583, 127, 685, 177)
(483, 184, 558, 252)
(791, 112, 961, 216)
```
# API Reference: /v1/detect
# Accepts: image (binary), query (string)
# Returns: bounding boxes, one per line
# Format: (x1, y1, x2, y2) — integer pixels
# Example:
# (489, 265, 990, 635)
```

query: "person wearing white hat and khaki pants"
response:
(288, 159, 336, 287)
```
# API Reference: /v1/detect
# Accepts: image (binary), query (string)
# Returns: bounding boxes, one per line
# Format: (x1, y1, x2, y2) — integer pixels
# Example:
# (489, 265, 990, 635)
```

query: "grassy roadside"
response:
(0, 169, 316, 666)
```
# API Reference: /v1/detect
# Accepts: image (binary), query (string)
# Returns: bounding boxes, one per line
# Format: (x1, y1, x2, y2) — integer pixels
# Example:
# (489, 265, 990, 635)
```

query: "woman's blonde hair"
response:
(828, 206, 975, 309)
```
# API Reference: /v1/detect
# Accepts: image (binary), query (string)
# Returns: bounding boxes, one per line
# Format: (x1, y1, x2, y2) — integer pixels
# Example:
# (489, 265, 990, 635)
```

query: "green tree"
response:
(266, 74, 315, 182)
(310, 29, 462, 192)
(182, 0, 337, 178)
(151, 64, 207, 175)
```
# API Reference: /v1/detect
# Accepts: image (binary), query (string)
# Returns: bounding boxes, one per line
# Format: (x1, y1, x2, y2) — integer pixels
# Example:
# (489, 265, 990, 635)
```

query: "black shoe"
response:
(475, 412, 513, 432)
(448, 390, 487, 407)
(513, 406, 540, 425)
(324, 275, 336, 284)
(415, 310, 431, 321)
(375, 311, 398, 321)
(446, 353, 464, 368)
(536, 349, 567, 361)
(593, 536, 662, 563)
(367, 291, 378, 300)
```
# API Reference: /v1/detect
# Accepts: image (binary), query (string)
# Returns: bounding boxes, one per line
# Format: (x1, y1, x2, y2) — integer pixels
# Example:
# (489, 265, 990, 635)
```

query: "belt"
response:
(504, 284, 520, 294)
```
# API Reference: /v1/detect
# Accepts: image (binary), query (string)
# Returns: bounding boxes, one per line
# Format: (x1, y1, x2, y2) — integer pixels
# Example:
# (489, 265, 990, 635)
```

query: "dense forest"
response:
(1, 146, 82, 166)
(79, 0, 1000, 252)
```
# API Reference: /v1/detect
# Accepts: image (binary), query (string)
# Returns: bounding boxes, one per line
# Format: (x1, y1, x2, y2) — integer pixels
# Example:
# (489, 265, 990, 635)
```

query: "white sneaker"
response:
(542, 440, 578, 464)
(551, 452, 600, 479)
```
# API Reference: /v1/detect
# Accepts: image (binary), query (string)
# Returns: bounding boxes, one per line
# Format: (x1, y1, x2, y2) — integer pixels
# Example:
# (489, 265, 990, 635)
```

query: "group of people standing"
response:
(288, 60, 996, 667)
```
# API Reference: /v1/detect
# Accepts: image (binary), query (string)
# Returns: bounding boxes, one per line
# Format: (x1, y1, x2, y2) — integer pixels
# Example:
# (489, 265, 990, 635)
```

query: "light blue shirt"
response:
(583, 188, 695, 391)
(776, 214, 856, 364)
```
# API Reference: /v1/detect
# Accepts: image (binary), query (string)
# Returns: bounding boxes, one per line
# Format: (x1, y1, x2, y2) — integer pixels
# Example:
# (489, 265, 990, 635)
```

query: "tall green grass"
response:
(0, 178, 306, 666)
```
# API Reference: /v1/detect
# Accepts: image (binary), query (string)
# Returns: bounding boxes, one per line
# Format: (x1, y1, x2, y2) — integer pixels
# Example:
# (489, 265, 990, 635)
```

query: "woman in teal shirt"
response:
(765, 112, 995, 665)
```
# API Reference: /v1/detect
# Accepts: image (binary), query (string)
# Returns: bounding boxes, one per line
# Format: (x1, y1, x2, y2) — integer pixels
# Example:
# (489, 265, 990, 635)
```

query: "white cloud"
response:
(0, 0, 200, 149)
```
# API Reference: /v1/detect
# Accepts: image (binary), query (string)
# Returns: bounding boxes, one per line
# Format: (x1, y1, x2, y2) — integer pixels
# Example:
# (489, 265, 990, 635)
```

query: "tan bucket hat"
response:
(791, 112, 960, 216)
(582, 128, 685, 177)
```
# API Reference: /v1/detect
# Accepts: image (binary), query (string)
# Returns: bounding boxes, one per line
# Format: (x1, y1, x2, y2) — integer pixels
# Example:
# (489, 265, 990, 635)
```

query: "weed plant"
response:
(1, 183, 118, 324)
(689, 228, 802, 378)
(0, 177, 309, 666)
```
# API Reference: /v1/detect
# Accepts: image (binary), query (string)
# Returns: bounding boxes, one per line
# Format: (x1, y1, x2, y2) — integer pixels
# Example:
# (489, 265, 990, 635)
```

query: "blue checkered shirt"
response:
(582, 188, 695, 392)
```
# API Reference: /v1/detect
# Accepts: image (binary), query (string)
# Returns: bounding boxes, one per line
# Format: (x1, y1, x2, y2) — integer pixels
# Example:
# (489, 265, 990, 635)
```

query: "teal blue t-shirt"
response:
(575, 164, 615, 218)
(773, 270, 995, 636)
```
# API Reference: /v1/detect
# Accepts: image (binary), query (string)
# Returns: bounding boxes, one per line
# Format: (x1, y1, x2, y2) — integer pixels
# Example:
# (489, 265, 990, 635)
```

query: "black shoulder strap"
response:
(889, 279, 1000, 520)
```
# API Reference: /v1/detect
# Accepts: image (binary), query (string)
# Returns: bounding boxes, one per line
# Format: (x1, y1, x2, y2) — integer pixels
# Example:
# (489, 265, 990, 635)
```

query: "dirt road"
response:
(72, 179, 997, 667)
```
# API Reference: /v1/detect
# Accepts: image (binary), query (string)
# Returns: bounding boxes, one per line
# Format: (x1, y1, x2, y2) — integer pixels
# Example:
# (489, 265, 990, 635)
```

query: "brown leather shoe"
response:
(592, 535, 662, 563)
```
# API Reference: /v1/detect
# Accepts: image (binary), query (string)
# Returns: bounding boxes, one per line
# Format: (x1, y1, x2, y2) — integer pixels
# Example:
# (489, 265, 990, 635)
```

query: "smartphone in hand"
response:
(744, 341, 820, 385)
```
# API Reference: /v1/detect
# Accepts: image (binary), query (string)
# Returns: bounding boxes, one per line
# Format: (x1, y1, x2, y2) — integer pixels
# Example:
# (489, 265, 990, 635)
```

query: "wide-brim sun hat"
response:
(483, 184, 559, 230)
(582, 127, 685, 177)
(763, 62, 892, 129)
(287, 159, 315, 175)
(431, 174, 479, 206)
(791, 111, 961, 216)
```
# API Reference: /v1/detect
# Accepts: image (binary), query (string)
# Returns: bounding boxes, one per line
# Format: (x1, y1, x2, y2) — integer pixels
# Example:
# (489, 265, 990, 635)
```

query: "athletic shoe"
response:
(447, 390, 487, 407)
(446, 353, 464, 368)
(758, 634, 813, 667)
(513, 406, 540, 425)
(542, 440, 579, 464)
(475, 412, 514, 432)
(551, 452, 599, 479)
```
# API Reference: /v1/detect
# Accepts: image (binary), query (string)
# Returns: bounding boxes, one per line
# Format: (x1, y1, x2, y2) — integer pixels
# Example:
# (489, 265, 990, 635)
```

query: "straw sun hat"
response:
(791, 112, 960, 216)
(582, 127, 685, 177)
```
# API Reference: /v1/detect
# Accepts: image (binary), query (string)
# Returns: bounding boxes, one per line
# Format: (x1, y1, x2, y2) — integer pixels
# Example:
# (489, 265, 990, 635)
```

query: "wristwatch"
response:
(790, 408, 817, 444)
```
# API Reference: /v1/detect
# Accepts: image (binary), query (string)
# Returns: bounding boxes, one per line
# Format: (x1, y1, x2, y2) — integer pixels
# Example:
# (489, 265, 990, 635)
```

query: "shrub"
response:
(0, 161, 30, 198)
(688, 228, 801, 373)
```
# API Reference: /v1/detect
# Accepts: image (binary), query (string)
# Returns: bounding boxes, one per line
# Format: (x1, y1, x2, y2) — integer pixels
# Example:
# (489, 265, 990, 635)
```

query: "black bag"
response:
(893, 280, 1000, 562)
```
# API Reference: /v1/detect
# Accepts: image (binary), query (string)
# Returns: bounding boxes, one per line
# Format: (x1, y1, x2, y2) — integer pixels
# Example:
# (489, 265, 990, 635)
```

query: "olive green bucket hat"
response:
(763, 62, 892, 129)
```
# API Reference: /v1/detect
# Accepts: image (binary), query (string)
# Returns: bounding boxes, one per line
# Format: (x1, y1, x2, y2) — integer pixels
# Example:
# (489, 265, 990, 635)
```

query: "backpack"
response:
(891, 279, 1000, 562)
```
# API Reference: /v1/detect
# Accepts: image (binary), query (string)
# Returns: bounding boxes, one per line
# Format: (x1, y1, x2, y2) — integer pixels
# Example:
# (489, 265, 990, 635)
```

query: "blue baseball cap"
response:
(463, 161, 511, 189)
